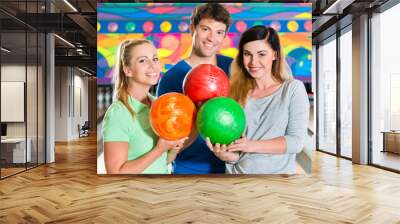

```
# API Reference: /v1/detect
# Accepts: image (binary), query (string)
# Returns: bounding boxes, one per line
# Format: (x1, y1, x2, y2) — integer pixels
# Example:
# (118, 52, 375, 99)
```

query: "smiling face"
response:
(191, 18, 227, 58)
(123, 42, 161, 86)
(242, 39, 276, 79)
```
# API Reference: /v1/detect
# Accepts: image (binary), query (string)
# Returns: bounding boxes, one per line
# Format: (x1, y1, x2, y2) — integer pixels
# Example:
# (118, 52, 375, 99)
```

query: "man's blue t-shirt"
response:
(156, 55, 233, 174)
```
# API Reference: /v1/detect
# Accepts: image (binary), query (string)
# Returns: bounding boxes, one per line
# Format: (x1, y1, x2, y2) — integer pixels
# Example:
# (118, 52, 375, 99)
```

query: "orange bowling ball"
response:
(150, 92, 196, 140)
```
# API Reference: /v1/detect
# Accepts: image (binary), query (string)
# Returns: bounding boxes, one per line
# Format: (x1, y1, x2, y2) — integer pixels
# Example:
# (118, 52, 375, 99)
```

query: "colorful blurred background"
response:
(97, 3, 312, 116)
(96, 3, 313, 174)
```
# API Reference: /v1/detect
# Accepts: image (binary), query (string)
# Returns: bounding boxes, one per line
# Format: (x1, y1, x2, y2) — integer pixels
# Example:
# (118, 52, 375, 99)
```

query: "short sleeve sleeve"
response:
(102, 102, 133, 142)
(156, 70, 177, 97)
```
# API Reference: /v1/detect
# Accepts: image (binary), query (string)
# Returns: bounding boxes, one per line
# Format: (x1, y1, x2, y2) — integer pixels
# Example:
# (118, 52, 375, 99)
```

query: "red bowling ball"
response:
(183, 64, 230, 105)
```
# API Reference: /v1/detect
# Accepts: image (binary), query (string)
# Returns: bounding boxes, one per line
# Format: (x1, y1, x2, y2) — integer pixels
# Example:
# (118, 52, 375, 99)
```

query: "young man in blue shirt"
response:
(156, 3, 233, 174)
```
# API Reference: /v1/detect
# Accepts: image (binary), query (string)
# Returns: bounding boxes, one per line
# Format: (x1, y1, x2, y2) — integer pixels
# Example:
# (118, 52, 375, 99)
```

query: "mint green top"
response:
(102, 94, 169, 174)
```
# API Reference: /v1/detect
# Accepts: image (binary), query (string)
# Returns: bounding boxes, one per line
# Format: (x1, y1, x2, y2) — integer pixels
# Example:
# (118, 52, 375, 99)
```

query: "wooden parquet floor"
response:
(1, 134, 400, 223)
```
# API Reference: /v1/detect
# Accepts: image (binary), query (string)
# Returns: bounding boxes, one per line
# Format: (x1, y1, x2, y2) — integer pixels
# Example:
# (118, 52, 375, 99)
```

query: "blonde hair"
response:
(230, 26, 293, 106)
(113, 39, 152, 118)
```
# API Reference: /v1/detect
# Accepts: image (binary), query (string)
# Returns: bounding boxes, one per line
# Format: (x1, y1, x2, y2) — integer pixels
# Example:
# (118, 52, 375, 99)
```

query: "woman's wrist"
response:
(154, 145, 166, 154)
(245, 139, 258, 152)
(226, 154, 240, 164)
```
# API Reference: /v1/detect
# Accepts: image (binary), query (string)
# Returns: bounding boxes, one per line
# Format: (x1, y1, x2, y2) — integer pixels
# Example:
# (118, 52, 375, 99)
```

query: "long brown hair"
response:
(230, 25, 292, 106)
(113, 39, 152, 118)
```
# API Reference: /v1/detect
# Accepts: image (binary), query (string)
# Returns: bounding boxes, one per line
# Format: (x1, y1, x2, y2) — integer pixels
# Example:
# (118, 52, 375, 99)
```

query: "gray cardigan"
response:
(226, 79, 310, 174)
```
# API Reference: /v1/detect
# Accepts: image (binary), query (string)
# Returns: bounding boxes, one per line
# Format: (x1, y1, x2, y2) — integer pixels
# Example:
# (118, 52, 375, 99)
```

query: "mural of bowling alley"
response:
(96, 3, 313, 174)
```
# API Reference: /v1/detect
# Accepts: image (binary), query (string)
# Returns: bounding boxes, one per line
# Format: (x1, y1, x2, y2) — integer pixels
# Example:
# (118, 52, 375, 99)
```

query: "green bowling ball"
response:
(197, 97, 246, 145)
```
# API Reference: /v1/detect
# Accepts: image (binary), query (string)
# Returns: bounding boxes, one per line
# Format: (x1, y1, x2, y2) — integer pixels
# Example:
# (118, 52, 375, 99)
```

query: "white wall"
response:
(55, 66, 69, 141)
(1, 65, 34, 138)
(1, 65, 26, 141)
(1, 64, 46, 163)
(54, 67, 89, 141)
(73, 72, 89, 138)
(1, 65, 26, 82)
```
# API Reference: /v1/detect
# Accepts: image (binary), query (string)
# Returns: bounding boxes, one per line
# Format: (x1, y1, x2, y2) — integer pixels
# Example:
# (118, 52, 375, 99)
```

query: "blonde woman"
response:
(102, 39, 187, 174)
(206, 26, 309, 174)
